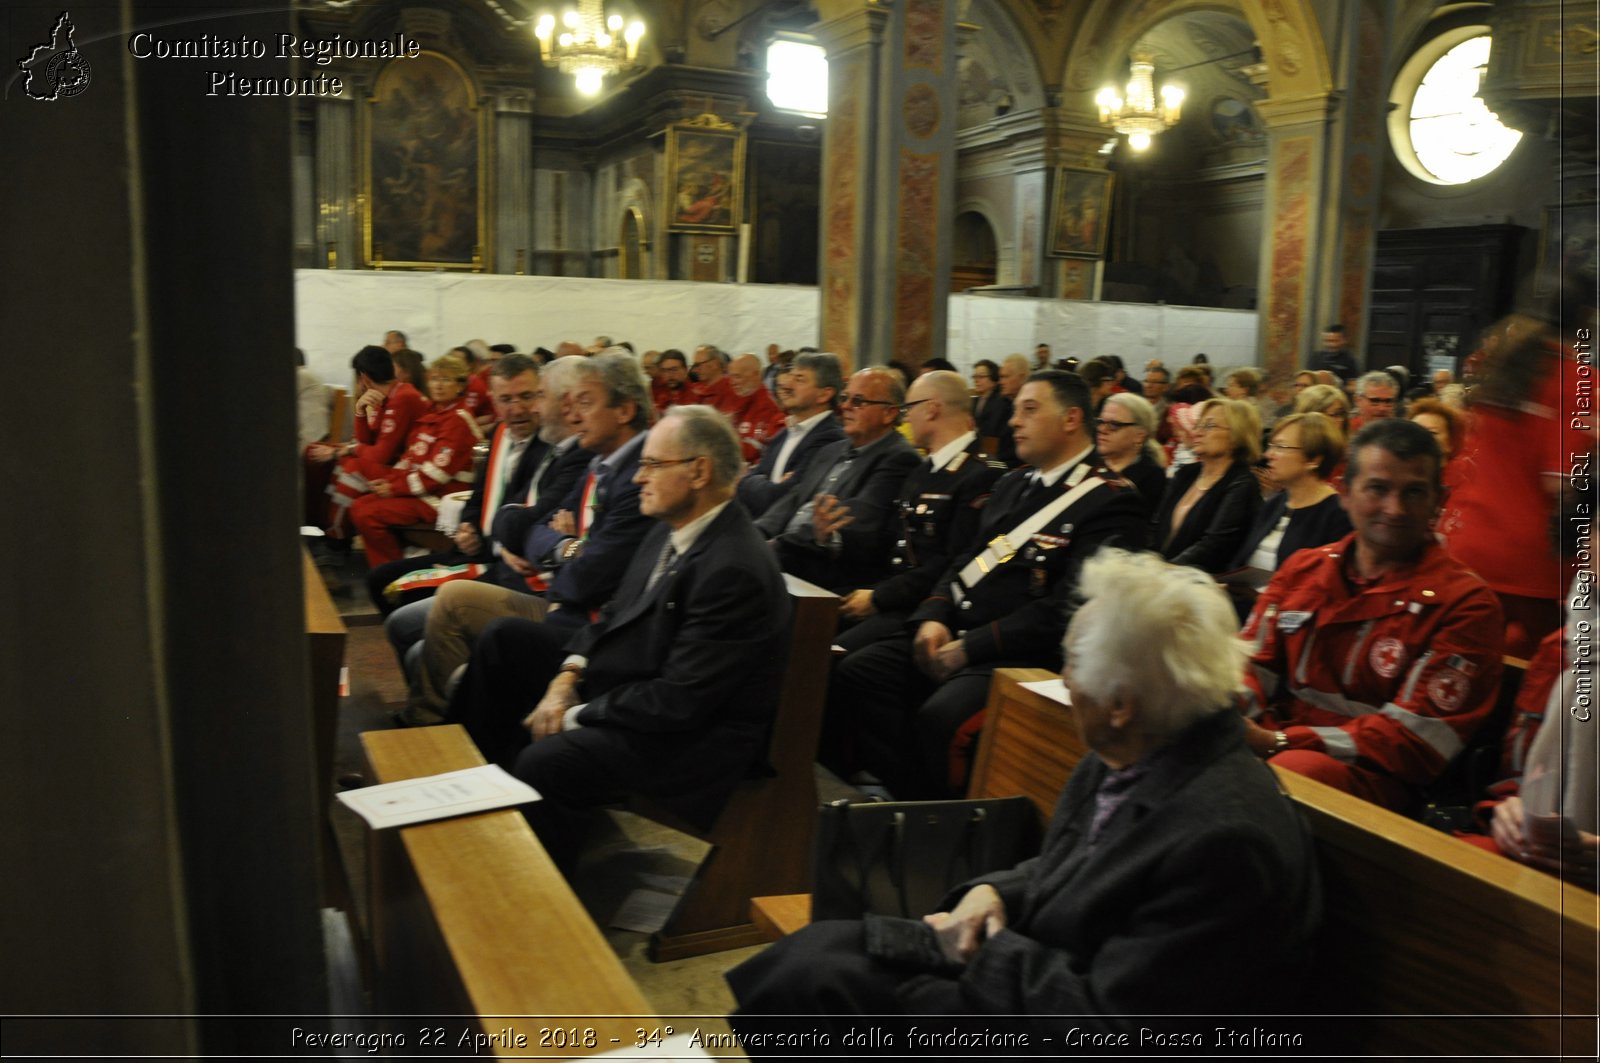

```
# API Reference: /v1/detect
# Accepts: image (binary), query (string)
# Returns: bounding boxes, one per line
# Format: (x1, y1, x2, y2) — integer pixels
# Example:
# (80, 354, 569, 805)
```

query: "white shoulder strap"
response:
(955, 465, 1106, 594)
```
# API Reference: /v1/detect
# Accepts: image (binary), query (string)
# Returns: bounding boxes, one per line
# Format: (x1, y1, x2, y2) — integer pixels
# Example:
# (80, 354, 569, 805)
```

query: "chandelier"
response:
(534, 0, 645, 96)
(1095, 52, 1184, 151)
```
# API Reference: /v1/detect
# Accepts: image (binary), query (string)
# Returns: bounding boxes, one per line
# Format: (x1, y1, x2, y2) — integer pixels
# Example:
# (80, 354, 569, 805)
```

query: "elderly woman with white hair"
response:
(728, 548, 1321, 1038)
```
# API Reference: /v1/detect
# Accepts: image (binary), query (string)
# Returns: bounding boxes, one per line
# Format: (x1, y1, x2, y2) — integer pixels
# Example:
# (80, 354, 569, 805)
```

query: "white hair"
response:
(1065, 548, 1247, 738)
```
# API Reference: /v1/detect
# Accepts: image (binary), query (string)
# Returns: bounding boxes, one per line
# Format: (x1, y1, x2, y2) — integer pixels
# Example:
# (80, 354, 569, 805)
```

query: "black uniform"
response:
(835, 436, 1007, 652)
(826, 451, 1148, 797)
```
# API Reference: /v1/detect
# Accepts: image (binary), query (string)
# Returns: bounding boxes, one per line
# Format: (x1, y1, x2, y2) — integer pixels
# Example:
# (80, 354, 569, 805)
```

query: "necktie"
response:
(645, 541, 677, 593)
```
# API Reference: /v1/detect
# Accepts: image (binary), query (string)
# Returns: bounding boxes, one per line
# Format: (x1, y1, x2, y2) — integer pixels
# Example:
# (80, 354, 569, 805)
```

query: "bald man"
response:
(727, 353, 787, 463)
(835, 370, 1007, 652)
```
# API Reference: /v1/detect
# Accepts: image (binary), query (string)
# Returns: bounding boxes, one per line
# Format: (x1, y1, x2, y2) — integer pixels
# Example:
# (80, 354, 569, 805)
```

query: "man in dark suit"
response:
(756, 367, 920, 593)
(828, 370, 1147, 797)
(728, 551, 1319, 1034)
(454, 406, 792, 868)
(374, 356, 593, 711)
(407, 352, 654, 719)
(736, 351, 845, 517)
(835, 370, 1006, 652)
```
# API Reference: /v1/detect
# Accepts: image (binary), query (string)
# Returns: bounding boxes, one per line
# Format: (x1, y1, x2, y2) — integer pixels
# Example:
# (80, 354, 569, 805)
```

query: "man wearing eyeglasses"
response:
(755, 367, 920, 592)
(828, 370, 1147, 798)
(406, 353, 654, 719)
(832, 371, 1007, 653)
(451, 406, 792, 870)
(1350, 370, 1400, 433)
(689, 344, 740, 416)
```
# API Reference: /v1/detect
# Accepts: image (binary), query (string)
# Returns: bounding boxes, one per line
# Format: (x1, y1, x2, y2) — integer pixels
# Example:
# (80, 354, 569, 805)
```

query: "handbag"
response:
(810, 796, 1041, 921)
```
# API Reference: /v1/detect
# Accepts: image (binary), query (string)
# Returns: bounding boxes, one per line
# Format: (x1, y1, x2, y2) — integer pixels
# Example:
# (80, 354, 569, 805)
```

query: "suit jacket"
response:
(1112, 450, 1168, 521)
(972, 393, 1012, 443)
(1151, 459, 1262, 574)
(566, 504, 793, 810)
(913, 454, 1147, 668)
(897, 711, 1321, 1022)
(736, 413, 846, 517)
(870, 439, 1007, 615)
(756, 432, 921, 593)
(1227, 490, 1352, 572)
(484, 439, 595, 591)
(522, 432, 652, 613)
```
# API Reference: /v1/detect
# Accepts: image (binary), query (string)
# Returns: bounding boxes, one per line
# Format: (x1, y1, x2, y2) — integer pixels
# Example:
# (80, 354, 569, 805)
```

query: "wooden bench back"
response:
(361, 725, 651, 1054)
(324, 386, 347, 444)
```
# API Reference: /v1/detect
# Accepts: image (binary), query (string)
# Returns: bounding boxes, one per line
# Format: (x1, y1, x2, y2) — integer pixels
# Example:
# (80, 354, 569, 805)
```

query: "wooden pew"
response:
(751, 668, 1600, 1057)
(303, 543, 348, 902)
(361, 724, 653, 1055)
(639, 575, 839, 961)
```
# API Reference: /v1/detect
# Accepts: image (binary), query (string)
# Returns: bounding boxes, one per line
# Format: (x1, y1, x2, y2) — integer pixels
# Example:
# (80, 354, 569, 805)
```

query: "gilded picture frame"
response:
(666, 116, 744, 235)
(363, 50, 488, 271)
(1047, 166, 1114, 260)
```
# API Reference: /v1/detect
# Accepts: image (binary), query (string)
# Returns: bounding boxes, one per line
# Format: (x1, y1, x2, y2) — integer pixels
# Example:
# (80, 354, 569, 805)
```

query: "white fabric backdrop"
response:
(296, 270, 1259, 385)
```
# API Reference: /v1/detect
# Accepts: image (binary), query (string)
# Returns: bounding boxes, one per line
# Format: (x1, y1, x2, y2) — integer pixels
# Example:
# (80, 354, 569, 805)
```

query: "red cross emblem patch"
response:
(1427, 668, 1470, 713)
(1369, 637, 1406, 679)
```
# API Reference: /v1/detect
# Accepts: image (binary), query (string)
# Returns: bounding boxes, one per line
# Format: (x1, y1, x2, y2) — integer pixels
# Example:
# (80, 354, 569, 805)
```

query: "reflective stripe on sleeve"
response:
(1310, 727, 1358, 762)
(1379, 702, 1463, 761)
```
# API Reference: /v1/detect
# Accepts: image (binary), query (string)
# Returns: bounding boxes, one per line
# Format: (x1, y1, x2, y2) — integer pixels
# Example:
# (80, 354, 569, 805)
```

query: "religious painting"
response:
(364, 51, 486, 270)
(666, 116, 744, 234)
(1047, 166, 1113, 259)
(1538, 201, 1599, 295)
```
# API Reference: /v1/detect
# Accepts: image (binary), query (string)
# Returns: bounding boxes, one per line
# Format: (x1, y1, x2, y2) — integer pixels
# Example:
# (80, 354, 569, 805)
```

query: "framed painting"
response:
(666, 115, 744, 234)
(1538, 201, 1598, 295)
(1047, 166, 1114, 259)
(364, 51, 487, 270)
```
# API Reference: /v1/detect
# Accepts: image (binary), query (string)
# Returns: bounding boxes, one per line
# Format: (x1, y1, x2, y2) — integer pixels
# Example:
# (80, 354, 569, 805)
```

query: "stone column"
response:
(1038, 113, 1115, 300)
(494, 90, 535, 275)
(314, 97, 357, 268)
(814, 0, 959, 370)
(1317, 0, 1391, 370)
(1255, 91, 1338, 383)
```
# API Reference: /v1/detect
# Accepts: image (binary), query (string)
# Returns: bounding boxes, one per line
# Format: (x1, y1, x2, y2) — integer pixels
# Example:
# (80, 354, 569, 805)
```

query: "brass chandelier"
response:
(1096, 52, 1184, 151)
(534, 0, 645, 96)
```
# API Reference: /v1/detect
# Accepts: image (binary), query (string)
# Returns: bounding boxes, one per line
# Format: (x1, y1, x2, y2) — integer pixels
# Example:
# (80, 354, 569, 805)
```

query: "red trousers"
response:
(1272, 749, 1414, 813)
(349, 495, 436, 567)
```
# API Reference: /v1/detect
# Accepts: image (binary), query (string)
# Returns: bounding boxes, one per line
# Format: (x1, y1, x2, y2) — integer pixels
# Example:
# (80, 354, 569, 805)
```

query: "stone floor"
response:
(316, 545, 859, 1038)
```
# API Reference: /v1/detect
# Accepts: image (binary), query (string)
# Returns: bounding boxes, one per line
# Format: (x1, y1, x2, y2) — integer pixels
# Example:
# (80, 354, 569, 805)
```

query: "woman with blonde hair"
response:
(1095, 391, 1167, 518)
(1151, 398, 1263, 573)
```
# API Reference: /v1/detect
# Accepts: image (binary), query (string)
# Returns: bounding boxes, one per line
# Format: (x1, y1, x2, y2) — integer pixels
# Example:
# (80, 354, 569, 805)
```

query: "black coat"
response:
(1228, 490, 1353, 572)
(1110, 450, 1168, 521)
(1152, 460, 1262, 574)
(736, 413, 846, 517)
(756, 432, 921, 593)
(913, 455, 1148, 669)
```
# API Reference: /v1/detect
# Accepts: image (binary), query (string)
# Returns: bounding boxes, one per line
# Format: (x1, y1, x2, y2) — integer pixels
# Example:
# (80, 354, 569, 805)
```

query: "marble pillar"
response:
(314, 97, 357, 269)
(494, 91, 535, 275)
(814, 0, 959, 370)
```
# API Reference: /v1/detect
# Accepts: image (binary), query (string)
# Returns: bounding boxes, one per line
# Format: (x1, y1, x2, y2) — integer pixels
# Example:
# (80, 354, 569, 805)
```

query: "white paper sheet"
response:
(336, 764, 539, 829)
(1019, 678, 1071, 706)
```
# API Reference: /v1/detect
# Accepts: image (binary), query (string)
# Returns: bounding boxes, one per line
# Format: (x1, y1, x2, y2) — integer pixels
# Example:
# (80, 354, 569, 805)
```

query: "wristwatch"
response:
(1268, 730, 1289, 757)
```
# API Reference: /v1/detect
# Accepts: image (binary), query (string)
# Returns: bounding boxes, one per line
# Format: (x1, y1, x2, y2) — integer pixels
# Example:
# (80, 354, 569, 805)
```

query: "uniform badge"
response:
(382, 417, 395, 434)
(1029, 533, 1068, 551)
(1444, 654, 1478, 677)
(1427, 668, 1470, 712)
(1277, 611, 1313, 633)
(1369, 637, 1406, 679)
(947, 452, 969, 472)
(1029, 567, 1049, 596)
(411, 440, 428, 455)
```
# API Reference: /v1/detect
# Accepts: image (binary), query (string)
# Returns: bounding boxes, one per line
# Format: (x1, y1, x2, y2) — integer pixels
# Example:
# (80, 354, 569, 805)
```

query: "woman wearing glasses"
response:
(1151, 398, 1263, 573)
(1094, 392, 1167, 518)
(1223, 412, 1352, 617)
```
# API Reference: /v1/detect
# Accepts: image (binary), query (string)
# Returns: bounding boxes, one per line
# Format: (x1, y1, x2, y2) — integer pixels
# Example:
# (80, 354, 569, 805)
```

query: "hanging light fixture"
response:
(534, 0, 645, 97)
(1096, 51, 1184, 151)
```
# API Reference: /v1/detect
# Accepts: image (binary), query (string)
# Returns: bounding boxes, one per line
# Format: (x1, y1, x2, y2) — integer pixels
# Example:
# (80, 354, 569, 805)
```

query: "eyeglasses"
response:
(899, 398, 934, 414)
(691, 359, 716, 370)
(842, 394, 897, 409)
(1362, 395, 1396, 406)
(637, 456, 703, 475)
(1266, 442, 1303, 452)
(1197, 420, 1227, 432)
(1096, 418, 1137, 430)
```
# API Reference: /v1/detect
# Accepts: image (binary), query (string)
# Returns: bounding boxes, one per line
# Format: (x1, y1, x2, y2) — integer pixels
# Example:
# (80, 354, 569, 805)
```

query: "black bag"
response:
(810, 796, 1041, 921)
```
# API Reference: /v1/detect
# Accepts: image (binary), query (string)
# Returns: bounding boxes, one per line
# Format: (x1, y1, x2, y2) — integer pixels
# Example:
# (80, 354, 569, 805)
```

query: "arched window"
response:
(1390, 28, 1521, 186)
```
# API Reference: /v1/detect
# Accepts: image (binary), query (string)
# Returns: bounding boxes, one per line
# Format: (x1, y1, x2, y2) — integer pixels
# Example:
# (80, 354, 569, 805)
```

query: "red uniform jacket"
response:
(652, 381, 696, 416)
(726, 386, 787, 463)
(692, 375, 740, 416)
(377, 399, 481, 502)
(464, 374, 497, 426)
(1242, 532, 1505, 788)
(352, 381, 428, 466)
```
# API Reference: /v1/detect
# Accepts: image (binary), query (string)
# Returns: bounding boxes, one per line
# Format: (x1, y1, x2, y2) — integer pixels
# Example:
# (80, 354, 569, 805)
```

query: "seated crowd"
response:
(310, 282, 1596, 1028)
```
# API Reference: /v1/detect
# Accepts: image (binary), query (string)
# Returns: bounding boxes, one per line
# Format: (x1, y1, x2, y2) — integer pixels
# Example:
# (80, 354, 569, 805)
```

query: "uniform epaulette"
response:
(984, 459, 1008, 471)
